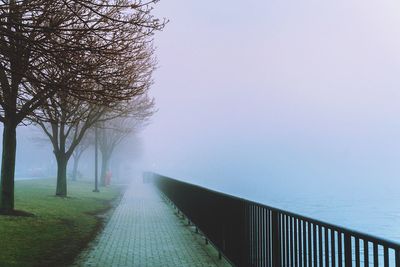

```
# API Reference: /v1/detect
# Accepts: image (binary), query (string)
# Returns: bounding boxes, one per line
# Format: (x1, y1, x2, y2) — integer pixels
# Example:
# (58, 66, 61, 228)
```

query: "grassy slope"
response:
(0, 179, 121, 267)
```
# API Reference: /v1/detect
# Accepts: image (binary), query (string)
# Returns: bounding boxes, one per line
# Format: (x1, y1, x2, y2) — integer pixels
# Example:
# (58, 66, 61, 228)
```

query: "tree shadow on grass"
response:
(51, 195, 76, 199)
(0, 209, 35, 217)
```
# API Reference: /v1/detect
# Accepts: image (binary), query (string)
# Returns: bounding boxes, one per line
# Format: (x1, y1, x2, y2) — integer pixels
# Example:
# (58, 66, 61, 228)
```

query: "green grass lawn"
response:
(0, 179, 121, 267)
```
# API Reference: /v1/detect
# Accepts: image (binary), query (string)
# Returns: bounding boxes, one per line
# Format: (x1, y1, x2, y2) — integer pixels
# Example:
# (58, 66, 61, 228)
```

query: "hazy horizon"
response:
(141, 1, 400, 196)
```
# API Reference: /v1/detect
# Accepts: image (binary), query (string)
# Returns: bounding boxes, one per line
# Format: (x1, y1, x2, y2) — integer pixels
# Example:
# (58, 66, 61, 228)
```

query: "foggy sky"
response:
(141, 0, 400, 198)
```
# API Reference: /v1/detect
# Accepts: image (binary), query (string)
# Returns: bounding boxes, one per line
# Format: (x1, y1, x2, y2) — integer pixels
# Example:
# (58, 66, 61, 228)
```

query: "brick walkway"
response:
(74, 181, 231, 267)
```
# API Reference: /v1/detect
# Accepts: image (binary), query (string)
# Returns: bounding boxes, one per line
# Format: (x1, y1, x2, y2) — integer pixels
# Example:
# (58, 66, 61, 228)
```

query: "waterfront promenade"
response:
(74, 180, 230, 267)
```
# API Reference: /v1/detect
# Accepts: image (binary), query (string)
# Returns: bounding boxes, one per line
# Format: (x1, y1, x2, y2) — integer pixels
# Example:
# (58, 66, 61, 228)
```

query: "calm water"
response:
(246, 187, 400, 244)
(271, 195, 397, 239)
(203, 178, 400, 244)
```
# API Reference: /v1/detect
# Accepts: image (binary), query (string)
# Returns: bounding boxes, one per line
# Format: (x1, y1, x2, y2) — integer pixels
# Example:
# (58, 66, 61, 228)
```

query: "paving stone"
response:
(74, 181, 231, 267)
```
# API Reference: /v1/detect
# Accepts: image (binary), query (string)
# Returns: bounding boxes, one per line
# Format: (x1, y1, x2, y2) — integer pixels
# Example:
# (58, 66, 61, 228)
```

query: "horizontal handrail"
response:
(149, 172, 400, 266)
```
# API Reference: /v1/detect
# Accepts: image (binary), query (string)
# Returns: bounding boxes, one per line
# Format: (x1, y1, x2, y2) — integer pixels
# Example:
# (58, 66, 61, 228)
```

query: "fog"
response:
(3, 125, 142, 184)
(3, 0, 400, 239)
(139, 0, 400, 236)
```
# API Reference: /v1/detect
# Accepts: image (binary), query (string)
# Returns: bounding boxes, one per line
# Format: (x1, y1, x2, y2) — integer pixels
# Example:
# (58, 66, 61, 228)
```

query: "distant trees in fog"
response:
(98, 95, 155, 186)
(71, 134, 92, 182)
(0, 0, 165, 212)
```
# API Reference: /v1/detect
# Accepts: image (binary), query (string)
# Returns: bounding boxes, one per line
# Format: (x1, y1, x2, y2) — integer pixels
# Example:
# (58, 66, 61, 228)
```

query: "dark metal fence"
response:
(152, 173, 400, 267)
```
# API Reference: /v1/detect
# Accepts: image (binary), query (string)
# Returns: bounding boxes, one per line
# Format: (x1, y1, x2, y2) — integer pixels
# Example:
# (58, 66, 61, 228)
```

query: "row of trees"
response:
(69, 95, 154, 186)
(0, 0, 165, 213)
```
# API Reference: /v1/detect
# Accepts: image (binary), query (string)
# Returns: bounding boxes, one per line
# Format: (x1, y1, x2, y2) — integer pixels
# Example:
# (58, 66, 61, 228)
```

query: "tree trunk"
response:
(56, 155, 68, 197)
(100, 153, 110, 186)
(0, 121, 17, 212)
(71, 153, 81, 182)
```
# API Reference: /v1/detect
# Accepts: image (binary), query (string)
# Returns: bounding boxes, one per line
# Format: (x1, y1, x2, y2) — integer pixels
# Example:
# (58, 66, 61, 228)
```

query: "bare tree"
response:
(98, 95, 155, 186)
(37, 98, 104, 196)
(35, 43, 156, 197)
(0, 0, 165, 211)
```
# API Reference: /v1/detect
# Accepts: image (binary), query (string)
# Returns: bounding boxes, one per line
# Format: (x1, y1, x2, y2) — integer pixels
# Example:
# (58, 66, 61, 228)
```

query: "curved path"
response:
(74, 181, 230, 267)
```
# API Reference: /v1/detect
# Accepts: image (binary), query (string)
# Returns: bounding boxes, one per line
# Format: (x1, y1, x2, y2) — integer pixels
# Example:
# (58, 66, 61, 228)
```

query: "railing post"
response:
(344, 232, 352, 267)
(272, 210, 281, 267)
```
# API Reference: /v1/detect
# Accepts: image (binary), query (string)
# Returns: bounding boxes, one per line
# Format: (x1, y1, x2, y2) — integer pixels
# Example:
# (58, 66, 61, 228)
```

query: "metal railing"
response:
(151, 173, 400, 267)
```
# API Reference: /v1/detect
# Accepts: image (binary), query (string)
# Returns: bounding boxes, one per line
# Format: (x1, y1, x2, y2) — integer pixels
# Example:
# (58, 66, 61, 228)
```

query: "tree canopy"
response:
(0, 0, 165, 211)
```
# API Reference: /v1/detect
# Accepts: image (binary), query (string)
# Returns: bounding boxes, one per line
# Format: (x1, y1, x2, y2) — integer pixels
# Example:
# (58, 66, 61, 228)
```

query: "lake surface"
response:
(201, 177, 400, 244)
(251, 189, 400, 244)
